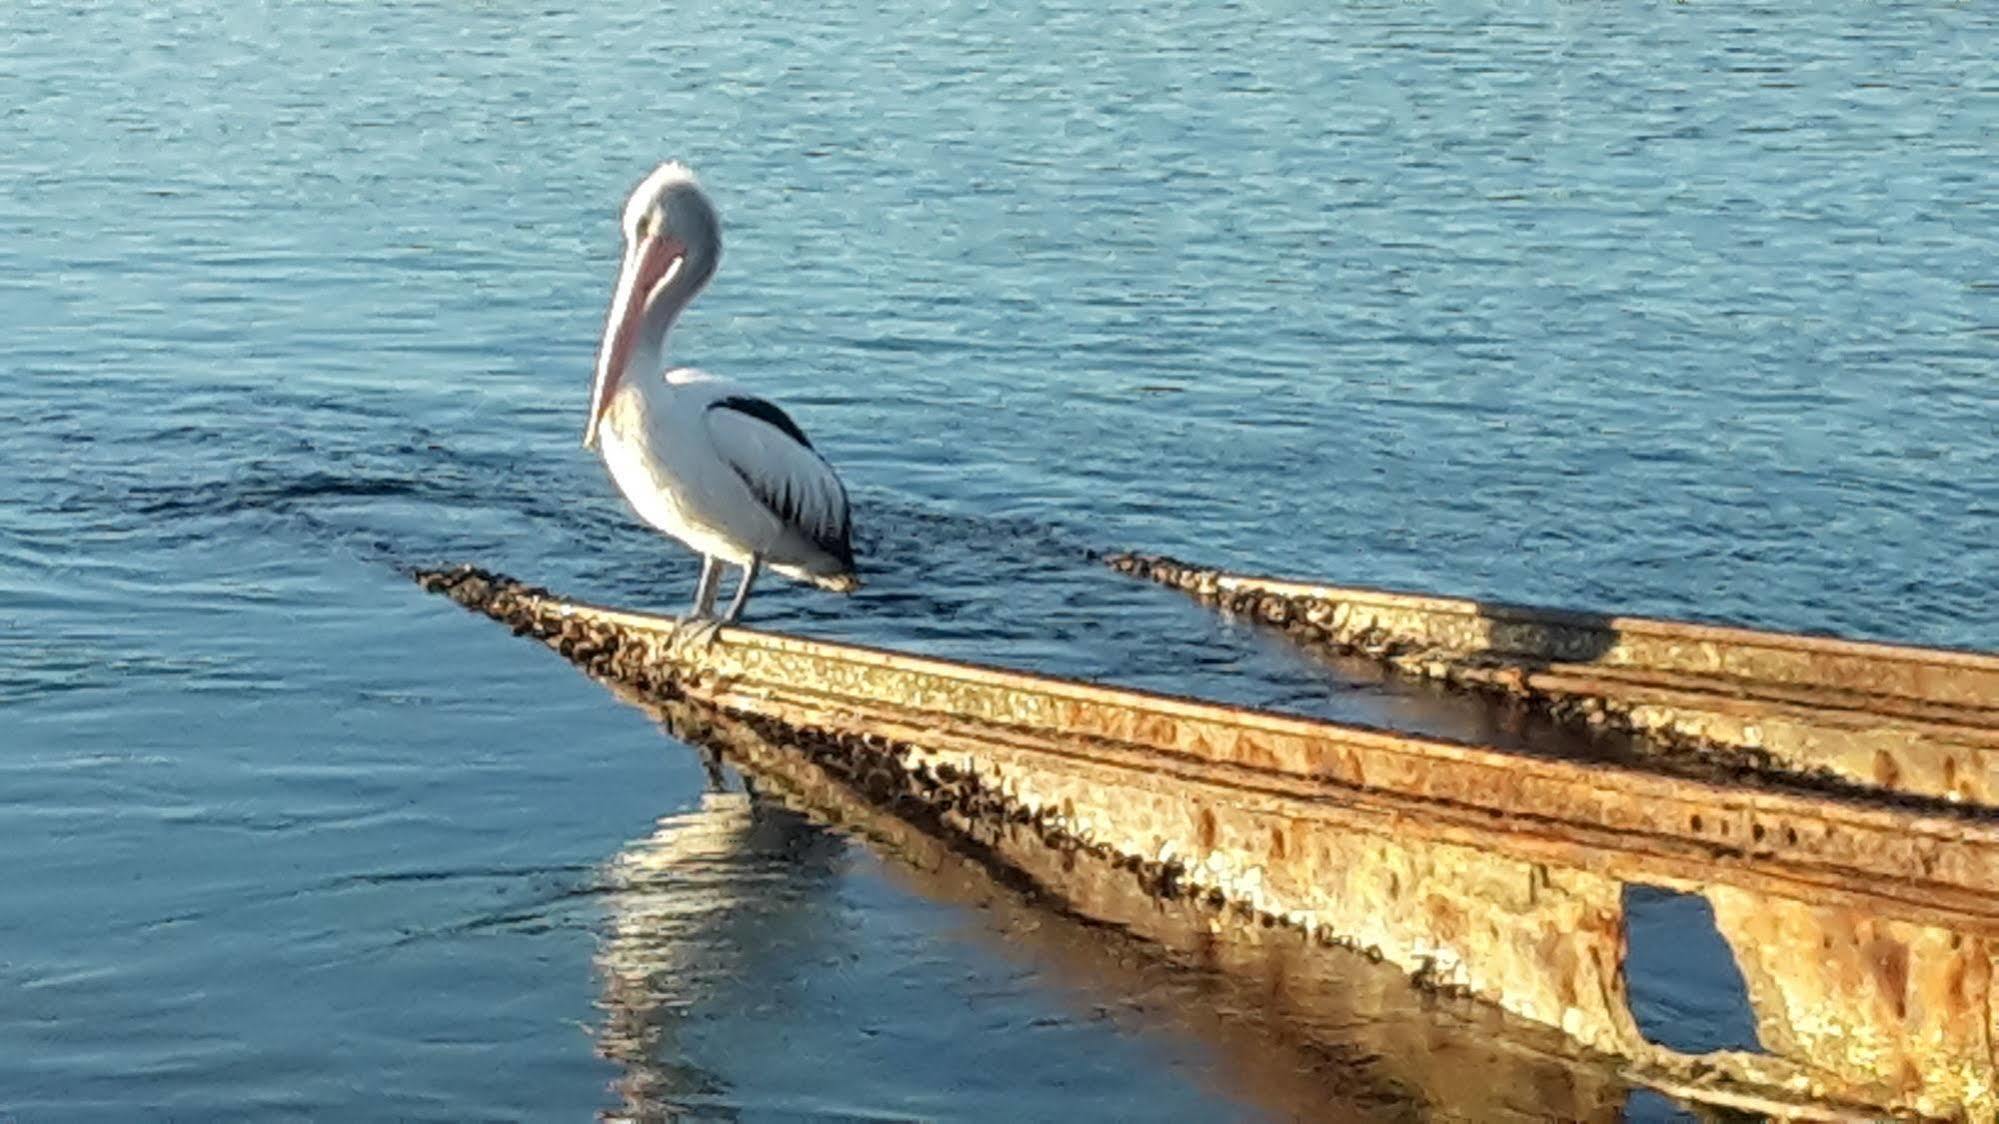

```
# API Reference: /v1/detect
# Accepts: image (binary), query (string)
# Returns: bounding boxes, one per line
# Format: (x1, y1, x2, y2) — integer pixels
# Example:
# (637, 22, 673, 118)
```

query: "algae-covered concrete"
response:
(417, 565, 1999, 1119)
(1107, 552, 1999, 808)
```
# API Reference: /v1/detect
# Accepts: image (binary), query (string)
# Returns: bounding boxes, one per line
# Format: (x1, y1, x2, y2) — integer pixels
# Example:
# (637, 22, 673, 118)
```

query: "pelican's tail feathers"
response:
(811, 571, 861, 594)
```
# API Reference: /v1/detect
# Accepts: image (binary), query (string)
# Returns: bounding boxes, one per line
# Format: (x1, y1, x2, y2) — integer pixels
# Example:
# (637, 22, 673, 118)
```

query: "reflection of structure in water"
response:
(597, 696, 1634, 1124)
(594, 782, 843, 1121)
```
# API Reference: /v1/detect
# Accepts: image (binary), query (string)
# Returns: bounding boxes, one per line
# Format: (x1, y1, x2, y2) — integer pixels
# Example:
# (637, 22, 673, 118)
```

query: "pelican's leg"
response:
(690, 555, 722, 618)
(682, 556, 759, 653)
(671, 555, 724, 650)
(721, 556, 762, 624)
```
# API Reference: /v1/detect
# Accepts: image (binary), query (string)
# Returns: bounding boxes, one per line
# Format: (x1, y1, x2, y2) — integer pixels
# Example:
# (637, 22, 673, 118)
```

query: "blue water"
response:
(5, 1, 1995, 1118)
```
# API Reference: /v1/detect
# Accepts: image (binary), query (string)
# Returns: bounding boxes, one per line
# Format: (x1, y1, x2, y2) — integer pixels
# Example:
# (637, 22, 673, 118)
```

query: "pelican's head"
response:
(585, 162, 723, 448)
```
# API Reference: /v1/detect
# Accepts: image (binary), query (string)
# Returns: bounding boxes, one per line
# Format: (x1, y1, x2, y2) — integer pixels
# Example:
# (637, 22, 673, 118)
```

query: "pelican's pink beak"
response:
(584, 233, 684, 448)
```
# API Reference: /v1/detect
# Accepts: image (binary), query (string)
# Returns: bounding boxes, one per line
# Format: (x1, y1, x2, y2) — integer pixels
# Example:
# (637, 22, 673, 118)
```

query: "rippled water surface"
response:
(5, 1, 1995, 1118)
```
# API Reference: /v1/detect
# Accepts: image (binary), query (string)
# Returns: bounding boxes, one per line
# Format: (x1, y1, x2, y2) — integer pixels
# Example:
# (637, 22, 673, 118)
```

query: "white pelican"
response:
(583, 163, 857, 637)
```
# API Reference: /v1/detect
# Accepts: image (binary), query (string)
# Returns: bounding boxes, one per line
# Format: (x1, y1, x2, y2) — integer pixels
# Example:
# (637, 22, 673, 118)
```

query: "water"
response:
(4, 1, 1994, 1118)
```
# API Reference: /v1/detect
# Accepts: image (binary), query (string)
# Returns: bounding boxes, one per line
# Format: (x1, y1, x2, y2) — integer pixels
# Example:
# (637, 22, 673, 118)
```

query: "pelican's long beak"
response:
(585, 234, 684, 449)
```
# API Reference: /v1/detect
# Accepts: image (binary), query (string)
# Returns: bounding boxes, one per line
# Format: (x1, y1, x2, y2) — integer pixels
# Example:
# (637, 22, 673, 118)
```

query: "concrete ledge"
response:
(416, 563, 1999, 1120)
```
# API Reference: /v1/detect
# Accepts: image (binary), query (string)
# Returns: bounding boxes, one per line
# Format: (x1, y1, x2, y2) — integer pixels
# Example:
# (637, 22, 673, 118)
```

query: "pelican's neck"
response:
(626, 246, 716, 387)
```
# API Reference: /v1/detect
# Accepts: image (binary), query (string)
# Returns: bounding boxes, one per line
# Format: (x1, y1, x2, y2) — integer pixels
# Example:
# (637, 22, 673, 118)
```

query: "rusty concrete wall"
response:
(416, 565, 1999, 1119)
(647, 693, 1639, 1123)
(1708, 888, 1998, 1119)
(1106, 553, 1999, 807)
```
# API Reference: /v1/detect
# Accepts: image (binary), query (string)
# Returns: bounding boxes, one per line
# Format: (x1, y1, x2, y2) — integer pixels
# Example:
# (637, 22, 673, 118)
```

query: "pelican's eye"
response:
(635, 210, 658, 239)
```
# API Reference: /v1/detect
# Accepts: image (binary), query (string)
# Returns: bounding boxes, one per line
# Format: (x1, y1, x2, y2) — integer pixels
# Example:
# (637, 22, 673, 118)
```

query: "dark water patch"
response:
(124, 470, 434, 518)
(1622, 887, 1763, 1057)
(325, 862, 599, 889)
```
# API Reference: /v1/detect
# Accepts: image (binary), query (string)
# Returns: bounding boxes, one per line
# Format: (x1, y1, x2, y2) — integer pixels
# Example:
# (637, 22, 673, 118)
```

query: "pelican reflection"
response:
(593, 782, 844, 1121)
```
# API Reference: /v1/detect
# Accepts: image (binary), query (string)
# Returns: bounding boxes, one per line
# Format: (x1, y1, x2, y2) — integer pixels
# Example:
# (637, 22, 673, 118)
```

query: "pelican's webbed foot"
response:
(666, 616, 724, 656)
(683, 618, 723, 651)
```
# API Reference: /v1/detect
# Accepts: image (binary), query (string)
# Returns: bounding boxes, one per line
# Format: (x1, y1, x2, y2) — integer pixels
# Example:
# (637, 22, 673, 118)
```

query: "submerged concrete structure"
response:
(1107, 553, 1999, 807)
(417, 564, 1999, 1120)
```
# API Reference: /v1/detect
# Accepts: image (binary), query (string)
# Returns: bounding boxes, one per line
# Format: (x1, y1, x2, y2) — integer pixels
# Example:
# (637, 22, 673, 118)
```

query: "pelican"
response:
(584, 163, 857, 640)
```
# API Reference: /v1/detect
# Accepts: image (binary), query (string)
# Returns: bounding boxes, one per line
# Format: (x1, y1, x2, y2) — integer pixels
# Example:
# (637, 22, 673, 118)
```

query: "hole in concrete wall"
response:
(1621, 885, 1761, 1055)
